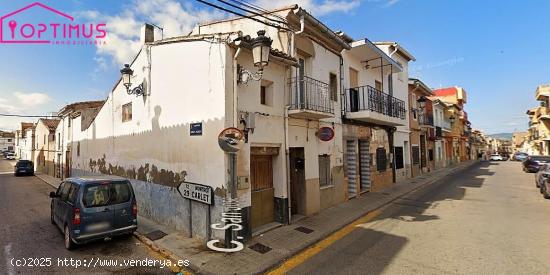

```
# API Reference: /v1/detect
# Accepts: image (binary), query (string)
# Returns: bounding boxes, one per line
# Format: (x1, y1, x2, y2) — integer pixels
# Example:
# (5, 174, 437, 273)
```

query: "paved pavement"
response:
(282, 161, 550, 275)
(0, 160, 176, 275)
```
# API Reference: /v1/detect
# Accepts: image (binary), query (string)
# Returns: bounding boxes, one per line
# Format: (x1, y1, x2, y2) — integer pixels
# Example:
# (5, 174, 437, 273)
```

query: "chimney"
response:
(140, 23, 155, 44)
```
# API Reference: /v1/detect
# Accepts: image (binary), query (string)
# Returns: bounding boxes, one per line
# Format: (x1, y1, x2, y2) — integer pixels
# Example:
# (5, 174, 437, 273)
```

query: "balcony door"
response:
(349, 68, 359, 112)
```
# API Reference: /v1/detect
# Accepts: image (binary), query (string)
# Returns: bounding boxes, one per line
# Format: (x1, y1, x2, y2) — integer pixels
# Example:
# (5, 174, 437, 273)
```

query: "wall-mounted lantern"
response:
(417, 96, 427, 110)
(238, 30, 273, 84)
(449, 115, 456, 125)
(120, 64, 144, 96)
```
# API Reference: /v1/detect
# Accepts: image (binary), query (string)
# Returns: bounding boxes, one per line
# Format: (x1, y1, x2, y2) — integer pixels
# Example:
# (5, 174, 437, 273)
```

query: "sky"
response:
(0, 0, 549, 134)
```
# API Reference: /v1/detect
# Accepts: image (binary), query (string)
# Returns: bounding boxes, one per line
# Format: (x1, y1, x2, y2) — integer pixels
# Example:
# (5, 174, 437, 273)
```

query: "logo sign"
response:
(318, 127, 335, 141)
(0, 2, 107, 45)
(218, 127, 244, 153)
(190, 122, 202, 136)
(177, 182, 213, 205)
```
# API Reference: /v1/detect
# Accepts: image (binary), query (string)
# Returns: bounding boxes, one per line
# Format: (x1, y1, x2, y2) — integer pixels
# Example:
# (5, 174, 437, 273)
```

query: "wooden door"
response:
(250, 155, 274, 230)
(289, 148, 305, 215)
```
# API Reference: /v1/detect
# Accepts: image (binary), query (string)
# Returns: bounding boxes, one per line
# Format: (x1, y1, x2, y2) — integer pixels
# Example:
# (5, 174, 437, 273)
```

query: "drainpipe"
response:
(295, 15, 305, 35)
(233, 47, 242, 127)
(284, 105, 291, 224)
(389, 43, 399, 58)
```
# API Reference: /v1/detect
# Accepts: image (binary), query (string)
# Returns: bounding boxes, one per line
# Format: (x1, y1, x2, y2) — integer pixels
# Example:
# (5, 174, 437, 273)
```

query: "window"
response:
(376, 148, 387, 172)
(319, 154, 331, 187)
(83, 181, 132, 207)
(68, 118, 71, 127)
(66, 183, 79, 204)
(429, 149, 434, 161)
(77, 141, 80, 157)
(394, 146, 404, 169)
(329, 73, 338, 101)
(7, 139, 12, 142)
(260, 86, 267, 105)
(375, 80, 382, 91)
(412, 146, 420, 165)
(122, 102, 132, 122)
(43, 134, 46, 144)
(83, 184, 110, 207)
(260, 80, 273, 106)
(59, 181, 71, 201)
(110, 182, 131, 204)
(57, 133, 61, 149)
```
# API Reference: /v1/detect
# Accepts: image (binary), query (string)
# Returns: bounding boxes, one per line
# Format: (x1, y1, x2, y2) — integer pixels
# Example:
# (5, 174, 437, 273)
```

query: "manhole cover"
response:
(249, 243, 272, 254)
(145, 230, 167, 241)
(294, 226, 314, 234)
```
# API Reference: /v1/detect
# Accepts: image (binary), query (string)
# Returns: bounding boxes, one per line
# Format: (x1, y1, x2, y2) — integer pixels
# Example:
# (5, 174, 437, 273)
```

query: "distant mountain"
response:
(488, 133, 513, 140)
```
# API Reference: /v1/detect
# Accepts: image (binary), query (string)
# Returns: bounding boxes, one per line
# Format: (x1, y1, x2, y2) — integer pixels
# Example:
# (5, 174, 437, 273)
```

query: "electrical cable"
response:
(194, 0, 292, 31)
(221, 0, 288, 25)
(0, 113, 59, 118)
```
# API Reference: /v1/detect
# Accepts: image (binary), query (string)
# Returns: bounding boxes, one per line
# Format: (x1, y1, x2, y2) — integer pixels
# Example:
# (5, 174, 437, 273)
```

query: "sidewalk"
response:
(33, 161, 478, 274)
(34, 172, 61, 189)
(138, 160, 479, 275)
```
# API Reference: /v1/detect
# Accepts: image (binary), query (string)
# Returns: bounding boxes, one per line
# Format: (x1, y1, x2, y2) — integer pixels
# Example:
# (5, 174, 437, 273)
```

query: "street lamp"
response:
(449, 115, 456, 125)
(238, 30, 273, 84)
(416, 96, 427, 110)
(120, 64, 144, 96)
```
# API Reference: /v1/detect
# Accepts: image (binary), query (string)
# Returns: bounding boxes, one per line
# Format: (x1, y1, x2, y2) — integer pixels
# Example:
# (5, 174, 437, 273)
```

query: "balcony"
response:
(343, 85, 406, 126)
(539, 107, 550, 120)
(289, 76, 334, 119)
(442, 120, 452, 131)
(419, 112, 434, 127)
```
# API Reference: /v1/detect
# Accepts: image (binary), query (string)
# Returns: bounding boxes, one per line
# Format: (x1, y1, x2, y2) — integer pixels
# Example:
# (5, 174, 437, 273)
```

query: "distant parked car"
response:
(14, 160, 34, 176)
(523, 156, 550, 173)
(5, 152, 15, 160)
(490, 154, 504, 161)
(513, 152, 529, 162)
(50, 176, 138, 250)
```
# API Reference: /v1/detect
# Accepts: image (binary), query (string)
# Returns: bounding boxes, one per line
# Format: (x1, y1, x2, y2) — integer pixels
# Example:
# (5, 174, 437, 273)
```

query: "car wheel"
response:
(64, 225, 75, 250)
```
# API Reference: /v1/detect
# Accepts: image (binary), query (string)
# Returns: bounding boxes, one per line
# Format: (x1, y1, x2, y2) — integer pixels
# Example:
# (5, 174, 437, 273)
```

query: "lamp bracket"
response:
(237, 65, 263, 84)
(127, 82, 144, 96)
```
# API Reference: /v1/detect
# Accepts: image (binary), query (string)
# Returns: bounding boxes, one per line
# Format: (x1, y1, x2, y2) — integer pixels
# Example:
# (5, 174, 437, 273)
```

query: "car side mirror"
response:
(49, 192, 58, 198)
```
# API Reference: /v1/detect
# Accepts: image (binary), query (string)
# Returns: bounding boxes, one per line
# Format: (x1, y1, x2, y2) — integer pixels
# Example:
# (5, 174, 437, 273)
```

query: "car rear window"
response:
(16, 161, 32, 167)
(83, 181, 131, 208)
(531, 156, 550, 162)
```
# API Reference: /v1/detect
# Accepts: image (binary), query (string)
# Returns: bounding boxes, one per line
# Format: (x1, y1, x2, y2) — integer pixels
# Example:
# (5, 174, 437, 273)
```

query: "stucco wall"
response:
(71, 40, 229, 240)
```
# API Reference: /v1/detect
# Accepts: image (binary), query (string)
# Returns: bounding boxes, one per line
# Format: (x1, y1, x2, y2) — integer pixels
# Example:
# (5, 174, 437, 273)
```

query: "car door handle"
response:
(102, 208, 110, 212)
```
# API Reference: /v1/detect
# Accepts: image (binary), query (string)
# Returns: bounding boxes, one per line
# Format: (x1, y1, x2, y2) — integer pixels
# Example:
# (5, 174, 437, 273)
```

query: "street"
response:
(284, 161, 550, 275)
(0, 160, 175, 275)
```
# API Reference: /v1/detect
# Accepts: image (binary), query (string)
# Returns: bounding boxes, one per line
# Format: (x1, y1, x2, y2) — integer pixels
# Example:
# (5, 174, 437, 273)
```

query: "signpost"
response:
(190, 122, 203, 136)
(318, 127, 335, 141)
(177, 182, 213, 205)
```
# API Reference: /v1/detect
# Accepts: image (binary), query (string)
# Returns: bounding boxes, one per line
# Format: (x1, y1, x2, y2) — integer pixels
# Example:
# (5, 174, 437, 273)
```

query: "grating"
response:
(248, 243, 272, 254)
(294, 226, 314, 234)
(145, 230, 167, 241)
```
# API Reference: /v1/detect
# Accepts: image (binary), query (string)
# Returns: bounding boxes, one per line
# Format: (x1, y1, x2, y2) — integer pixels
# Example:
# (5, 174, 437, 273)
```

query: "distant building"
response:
(0, 130, 15, 152)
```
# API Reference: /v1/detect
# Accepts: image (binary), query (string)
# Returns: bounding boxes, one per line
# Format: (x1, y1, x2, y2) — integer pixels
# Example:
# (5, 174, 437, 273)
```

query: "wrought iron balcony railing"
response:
(343, 85, 406, 119)
(419, 112, 434, 126)
(289, 76, 334, 114)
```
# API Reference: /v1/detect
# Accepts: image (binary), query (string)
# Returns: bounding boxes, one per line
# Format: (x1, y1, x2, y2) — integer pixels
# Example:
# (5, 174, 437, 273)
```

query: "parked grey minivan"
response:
(49, 176, 138, 250)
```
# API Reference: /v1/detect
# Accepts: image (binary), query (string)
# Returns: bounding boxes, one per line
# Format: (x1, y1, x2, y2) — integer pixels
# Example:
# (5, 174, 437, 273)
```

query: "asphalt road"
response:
(0, 159, 175, 275)
(287, 161, 550, 275)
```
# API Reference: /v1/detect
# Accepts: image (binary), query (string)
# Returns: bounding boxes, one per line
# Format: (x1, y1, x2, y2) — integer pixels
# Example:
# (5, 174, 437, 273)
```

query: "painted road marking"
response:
(267, 209, 382, 275)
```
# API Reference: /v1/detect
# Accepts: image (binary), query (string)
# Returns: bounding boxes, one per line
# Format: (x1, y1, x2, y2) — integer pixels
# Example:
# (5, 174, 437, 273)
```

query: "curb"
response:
(33, 173, 59, 190)
(133, 231, 198, 274)
(261, 160, 478, 275)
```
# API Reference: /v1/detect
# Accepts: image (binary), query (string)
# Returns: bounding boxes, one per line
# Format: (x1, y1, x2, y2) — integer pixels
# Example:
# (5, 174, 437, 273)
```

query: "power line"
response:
(218, 0, 288, 25)
(0, 113, 58, 118)
(194, 0, 292, 31)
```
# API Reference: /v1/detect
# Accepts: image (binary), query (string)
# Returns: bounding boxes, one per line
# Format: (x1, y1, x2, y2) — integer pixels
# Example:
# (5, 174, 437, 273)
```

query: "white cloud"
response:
(14, 92, 51, 107)
(253, 0, 361, 16)
(80, 0, 225, 66)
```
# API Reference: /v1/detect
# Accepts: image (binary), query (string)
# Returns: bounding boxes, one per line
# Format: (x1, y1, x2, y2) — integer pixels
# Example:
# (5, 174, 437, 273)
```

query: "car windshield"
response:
(83, 181, 131, 208)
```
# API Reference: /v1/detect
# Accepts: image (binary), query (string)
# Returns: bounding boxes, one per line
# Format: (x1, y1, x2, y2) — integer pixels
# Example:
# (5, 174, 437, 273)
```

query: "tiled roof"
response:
(39, 118, 60, 131)
(433, 87, 457, 96)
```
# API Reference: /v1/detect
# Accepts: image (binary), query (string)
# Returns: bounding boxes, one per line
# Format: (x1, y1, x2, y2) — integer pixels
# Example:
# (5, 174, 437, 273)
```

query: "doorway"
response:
(289, 148, 305, 217)
(250, 155, 275, 230)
